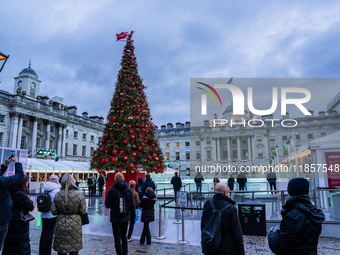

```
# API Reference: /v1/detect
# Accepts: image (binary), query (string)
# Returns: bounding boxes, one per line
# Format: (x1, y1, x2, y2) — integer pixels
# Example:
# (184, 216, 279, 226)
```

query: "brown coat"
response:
(51, 187, 86, 253)
(132, 189, 140, 209)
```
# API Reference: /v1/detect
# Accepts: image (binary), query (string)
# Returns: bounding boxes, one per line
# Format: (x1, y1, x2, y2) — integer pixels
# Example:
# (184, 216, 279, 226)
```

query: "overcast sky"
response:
(1, 0, 340, 127)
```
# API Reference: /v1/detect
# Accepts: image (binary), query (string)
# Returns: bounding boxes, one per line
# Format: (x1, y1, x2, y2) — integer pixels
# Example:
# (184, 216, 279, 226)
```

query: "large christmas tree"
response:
(91, 31, 164, 173)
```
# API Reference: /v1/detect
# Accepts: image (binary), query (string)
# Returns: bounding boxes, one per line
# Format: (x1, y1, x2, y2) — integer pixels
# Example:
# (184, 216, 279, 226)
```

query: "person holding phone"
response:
(0, 155, 24, 252)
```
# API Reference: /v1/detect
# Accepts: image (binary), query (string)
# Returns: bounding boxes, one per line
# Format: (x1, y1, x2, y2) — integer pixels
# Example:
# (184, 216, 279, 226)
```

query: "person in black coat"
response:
(227, 174, 235, 191)
(201, 183, 245, 255)
(2, 175, 34, 255)
(266, 170, 277, 195)
(136, 177, 144, 202)
(236, 172, 247, 190)
(141, 174, 156, 196)
(105, 172, 135, 255)
(268, 178, 325, 255)
(139, 187, 157, 245)
(170, 172, 182, 199)
(98, 174, 105, 196)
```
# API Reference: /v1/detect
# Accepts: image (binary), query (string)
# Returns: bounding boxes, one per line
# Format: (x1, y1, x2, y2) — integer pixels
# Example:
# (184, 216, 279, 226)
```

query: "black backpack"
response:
(114, 189, 129, 217)
(201, 199, 231, 252)
(88, 178, 93, 185)
(37, 190, 52, 212)
(136, 185, 142, 195)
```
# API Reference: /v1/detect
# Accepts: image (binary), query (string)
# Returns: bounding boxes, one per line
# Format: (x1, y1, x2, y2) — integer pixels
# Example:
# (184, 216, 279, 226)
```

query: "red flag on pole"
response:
(116, 32, 128, 41)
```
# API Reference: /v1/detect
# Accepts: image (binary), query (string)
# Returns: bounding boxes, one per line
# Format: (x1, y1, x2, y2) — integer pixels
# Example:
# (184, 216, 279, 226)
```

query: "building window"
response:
(66, 130, 69, 138)
(0, 133, 2, 146)
(270, 136, 275, 142)
(30, 82, 36, 97)
(257, 136, 262, 142)
(207, 150, 211, 159)
(98, 137, 101, 143)
(50, 126, 54, 133)
(206, 140, 211, 145)
(232, 140, 237, 145)
(20, 135, 27, 149)
(175, 142, 180, 147)
(90, 147, 94, 157)
(37, 123, 41, 131)
(233, 150, 237, 158)
(242, 140, 247, 144)
(0, 115, 4, 123)
(282, 135, 287, 141)
(23, 120, 27, 128)
(196, 141, 200, 146)
(243, 150, 247, 158)
(82, 133, 86, 141)
(295, 134, 300, 140)
(82, 146, 86, 157)
(91, 135, 94, 142)
(185, 142, 190, 146)
(186, 168, 190, 176)
(321, 133, 326, 137)
(222, 150, 228, 159)
(258, 153, 263, 157)
(65, 143, 68, 155)
(186, 152, 190, 160)
(74, 131, 78, 139)
(196, 152, 201, 160)
(166, 152, 170, 161)
(73, 144, 77, 156)
(176, 152, 180, 160)
(308, 134, 313, 139)
(166, 143, 170, 148)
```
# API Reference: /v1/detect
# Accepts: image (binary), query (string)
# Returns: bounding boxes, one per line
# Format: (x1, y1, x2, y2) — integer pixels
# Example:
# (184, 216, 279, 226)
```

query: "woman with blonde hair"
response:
(51, 174, 86, 255)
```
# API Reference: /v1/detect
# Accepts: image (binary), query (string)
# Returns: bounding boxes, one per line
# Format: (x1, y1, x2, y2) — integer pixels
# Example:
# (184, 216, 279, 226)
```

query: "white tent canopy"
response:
(27, 158, 91, 171)
(309, 131, 340, 149)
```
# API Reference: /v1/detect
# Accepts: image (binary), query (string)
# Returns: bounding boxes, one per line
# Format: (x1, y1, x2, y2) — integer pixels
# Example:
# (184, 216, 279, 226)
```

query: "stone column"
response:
(227, 137, 231, 161)
(237, 136, 241, 160)
(31, 117, 38, 155)
(9, 113, 19, 149)
(16, 115, 24, 149)
(45, 121, 50, 150)
(61, 125, 66, 158)
(248, 136, 252, 160)
(57, 125, 62, 157)
(216, 138, 220, 162)
(264, 135, 269, 158)
(252, 136, 256, 160)
(212, 138, 216, 161)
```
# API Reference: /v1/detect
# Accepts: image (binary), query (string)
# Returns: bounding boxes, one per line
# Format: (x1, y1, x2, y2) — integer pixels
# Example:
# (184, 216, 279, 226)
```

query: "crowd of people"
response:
(0, 156, 327, 255)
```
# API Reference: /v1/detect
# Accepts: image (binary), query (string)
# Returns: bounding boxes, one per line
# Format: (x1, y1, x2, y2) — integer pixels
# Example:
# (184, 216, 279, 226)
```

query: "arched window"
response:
(30, 82, 36, 97)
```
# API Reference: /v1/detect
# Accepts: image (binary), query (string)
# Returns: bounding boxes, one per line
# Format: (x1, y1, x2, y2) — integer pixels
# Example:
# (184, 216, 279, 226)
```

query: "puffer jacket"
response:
(2, 181, 34, 255)
(268, 195, 325, 255)
(141, 178, 156, 195)
(139, 191, 157, 223)
(40, 181, 60, 219)
(201, 193, 245, 255)
(51, 187, 86, 254)
(105, 180, 135, 223)
(0, 163, 24, 225)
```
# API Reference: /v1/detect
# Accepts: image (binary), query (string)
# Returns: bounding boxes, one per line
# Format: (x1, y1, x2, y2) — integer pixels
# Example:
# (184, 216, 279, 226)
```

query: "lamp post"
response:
(0, 51, 9, 73)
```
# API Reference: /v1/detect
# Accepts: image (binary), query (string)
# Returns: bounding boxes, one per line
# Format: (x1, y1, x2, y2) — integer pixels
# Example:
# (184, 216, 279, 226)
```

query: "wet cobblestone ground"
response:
(29, 227, 340, 255)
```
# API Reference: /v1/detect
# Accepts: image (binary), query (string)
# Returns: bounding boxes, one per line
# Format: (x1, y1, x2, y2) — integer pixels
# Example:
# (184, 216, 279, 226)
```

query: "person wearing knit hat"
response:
(39, 174, 60, 255)
(105, 172, 135, 255)
(268, 178, 325, 255)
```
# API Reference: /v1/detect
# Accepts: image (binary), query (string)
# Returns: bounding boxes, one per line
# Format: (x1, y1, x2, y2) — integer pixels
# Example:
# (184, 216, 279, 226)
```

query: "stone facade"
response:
(0, 65, 105, 161)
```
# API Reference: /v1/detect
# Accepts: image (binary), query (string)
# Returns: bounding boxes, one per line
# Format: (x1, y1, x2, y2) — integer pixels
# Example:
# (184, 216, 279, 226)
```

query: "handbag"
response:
(81, 212, 89, 225)
(19, 211, 35, 223)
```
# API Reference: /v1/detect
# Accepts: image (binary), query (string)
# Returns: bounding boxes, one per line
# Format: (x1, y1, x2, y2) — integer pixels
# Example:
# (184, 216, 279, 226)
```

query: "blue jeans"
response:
(196, 183, 202, 193)
(174, 189, 180, 199)
(0, 222, 9, 252)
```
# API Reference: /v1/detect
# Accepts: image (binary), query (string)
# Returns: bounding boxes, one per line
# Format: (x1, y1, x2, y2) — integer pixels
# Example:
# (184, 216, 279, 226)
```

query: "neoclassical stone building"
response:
(0, 64, 105, 162)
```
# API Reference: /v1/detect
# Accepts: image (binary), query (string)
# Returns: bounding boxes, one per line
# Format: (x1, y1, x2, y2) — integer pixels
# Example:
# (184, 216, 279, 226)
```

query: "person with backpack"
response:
(136, 177, 144, 202)
(39, 174, 60, 255)
(268, 178, 325, 255)
(194, 173, 204, 193)
(105, 172, 135, 255)
(139, 187, 157, 245)
(201, 183, 244, 255)
(87, 174, 94, 197)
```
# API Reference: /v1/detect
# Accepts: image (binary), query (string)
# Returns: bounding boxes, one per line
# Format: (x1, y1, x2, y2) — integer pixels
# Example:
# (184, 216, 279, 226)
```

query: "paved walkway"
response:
(29, 227, 340, 255)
